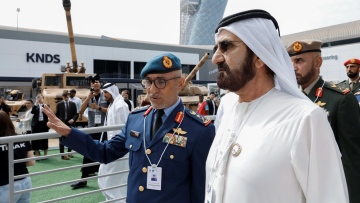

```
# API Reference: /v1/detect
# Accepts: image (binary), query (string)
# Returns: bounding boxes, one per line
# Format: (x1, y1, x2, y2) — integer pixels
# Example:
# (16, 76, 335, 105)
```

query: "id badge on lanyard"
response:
(95, 113, 101, 124)
(94, 95, 102, 124)
(146, 166, 162, 190)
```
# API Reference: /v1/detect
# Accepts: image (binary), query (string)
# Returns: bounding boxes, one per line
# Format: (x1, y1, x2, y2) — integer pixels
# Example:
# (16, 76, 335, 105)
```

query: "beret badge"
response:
(351, 59, 355, 63)
(163, 56, 172, 69)
(293, 42, 303, 52)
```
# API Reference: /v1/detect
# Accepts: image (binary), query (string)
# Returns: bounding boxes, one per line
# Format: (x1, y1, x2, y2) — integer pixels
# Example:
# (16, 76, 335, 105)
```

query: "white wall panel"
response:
(1, 38, 202, 79)
(321, 43, 360, 82)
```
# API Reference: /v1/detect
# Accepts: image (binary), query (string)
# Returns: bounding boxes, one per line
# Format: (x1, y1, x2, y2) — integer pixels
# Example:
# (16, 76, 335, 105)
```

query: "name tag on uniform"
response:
(95, 114, 101, 124)
(130, 130, 140, 138)
(147, 166, 162, 190)
(162, 133, 187, 148)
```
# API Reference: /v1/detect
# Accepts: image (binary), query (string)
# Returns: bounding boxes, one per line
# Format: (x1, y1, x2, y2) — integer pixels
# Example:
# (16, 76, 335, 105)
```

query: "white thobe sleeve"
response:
(291, 107, 349, 203)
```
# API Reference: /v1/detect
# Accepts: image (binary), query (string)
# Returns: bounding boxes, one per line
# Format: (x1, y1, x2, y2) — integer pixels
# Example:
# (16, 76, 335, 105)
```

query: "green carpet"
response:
(28, 149, 105, 203)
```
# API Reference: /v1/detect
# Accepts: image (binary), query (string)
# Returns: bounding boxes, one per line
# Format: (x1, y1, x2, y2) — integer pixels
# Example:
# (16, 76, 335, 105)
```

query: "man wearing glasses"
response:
(41, 53, 215, 203)
(206, 9, 348, 203)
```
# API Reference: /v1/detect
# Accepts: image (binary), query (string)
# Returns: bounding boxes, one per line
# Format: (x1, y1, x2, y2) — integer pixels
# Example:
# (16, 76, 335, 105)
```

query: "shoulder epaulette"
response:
(130, 105, 151, 114)
(185, 109, 212, 126)
(335, 80, 347, 85)
(324, 82, 350, 95)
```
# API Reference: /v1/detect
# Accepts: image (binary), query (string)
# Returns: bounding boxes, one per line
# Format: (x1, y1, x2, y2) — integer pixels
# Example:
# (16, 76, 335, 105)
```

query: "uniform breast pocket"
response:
(161, 147, 189, 179)
(125, 139, 142, 169)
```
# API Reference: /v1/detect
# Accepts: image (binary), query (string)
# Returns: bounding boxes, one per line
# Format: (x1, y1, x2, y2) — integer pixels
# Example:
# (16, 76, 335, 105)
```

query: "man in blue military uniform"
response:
(286, 40, 360, 203)
(337, 58, 360, 95)
(41, 53, 216, 203)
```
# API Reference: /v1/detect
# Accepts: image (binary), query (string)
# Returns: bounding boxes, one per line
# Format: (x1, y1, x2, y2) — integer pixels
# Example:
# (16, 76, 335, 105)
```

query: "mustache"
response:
(149, 93, 162, 99)
(217, 62, 230, 72)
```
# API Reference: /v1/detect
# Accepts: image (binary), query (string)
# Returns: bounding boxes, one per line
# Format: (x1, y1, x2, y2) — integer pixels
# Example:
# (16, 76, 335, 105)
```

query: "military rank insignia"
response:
(315, 101, 326, 107)
(315, 87, 323, 98)
(342, 88, 350, 94)
(174, 111, 184, 123)
(162, 128, 188, 148)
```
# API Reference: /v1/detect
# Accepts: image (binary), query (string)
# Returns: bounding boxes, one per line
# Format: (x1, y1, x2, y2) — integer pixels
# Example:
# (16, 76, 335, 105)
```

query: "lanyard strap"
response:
(143, 106, 185, 168)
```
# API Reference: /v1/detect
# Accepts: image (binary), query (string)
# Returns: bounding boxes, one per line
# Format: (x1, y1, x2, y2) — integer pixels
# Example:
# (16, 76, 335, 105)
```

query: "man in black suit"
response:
(287, 39, 360, 202)
(55, 91, 78, 160)
(206, 92, 218, 116)
(31, 94, 49, 158)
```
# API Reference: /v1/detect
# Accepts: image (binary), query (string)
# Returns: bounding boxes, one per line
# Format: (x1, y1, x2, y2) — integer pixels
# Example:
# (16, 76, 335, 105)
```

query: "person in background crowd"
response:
(206, 92, 218, 116)
(121, 89, 134, 111)
(0, 110, 35, 203)
(197, 94, 208, 115)
(0, 95, 11, 116)
(55, 91, 78, 160)
(41, 53, 215, 203)
(123, 98, 132, 112)
(286, 39, 360, 202)
(73, 74, 109, 189)
(30, 94, 49, 158)
(98, 83, 130, 202)
(337, 58, 360, 95)
(206, 9, 348, 203)
(16, 100, 34, 134)
(140, 93, 151, 107)
(69, 89, 82, 115)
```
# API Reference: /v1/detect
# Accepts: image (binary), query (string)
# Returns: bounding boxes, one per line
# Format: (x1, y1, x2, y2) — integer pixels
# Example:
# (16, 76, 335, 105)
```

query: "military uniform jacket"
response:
(337, 78, 360, 94)
(308, 77, 360, 203)
(62, 100, 215, 203)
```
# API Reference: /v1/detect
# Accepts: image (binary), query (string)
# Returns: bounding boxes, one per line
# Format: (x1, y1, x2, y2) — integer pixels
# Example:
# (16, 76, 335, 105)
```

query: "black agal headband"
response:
(215, 9, 280, 36)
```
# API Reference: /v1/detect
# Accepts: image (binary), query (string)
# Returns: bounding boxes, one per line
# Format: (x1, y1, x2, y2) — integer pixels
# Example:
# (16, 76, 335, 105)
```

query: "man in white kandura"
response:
(205, 9, 348, 203)
(98, 83, 130, 202)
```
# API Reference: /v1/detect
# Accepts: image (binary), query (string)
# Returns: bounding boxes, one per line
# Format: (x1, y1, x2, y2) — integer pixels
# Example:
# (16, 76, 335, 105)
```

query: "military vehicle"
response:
(179, 52, 210, 111)
(28, 0, 91, 126)
(4, 89, 27, 116)
(32, 72, 92, 126)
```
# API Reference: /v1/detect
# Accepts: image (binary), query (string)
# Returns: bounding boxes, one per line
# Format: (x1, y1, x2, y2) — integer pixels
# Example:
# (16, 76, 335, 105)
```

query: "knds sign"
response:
(26, 53, 60, 63)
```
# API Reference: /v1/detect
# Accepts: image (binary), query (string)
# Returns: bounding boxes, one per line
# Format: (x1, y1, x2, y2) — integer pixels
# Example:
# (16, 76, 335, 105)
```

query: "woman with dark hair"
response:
(0, 110, 34, 203)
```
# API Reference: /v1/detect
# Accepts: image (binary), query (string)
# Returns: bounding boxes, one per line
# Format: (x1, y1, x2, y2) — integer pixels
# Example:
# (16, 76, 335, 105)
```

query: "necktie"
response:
(350, 82, 354, 91)
(152, 109, 164, 140)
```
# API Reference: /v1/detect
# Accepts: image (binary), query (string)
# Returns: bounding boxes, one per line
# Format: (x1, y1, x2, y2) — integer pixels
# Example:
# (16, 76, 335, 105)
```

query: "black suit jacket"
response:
(55, 100, 78, 127)
(308, 77, 360, 202)
(206, 99, 217, 115)
(31, 104, 49, 132)
(0, 103, 11, 115)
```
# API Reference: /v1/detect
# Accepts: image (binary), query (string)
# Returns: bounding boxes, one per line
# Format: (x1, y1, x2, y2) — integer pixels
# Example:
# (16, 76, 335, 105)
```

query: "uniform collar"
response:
(153, 98, 181, 118)
(301, 76, 320, 95)
(348, 77, 360, 84)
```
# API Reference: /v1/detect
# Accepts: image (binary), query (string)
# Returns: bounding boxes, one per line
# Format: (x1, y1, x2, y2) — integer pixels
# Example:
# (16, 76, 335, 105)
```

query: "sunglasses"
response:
(213, 40, 243, 54)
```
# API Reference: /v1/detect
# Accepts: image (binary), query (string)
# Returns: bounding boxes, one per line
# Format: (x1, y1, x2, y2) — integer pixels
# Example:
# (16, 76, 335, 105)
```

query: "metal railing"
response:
(0, 124, 127, 203)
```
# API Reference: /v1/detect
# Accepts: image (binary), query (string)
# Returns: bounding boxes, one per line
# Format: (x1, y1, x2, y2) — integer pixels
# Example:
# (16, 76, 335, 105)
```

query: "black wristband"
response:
(98, 106, 102, 111)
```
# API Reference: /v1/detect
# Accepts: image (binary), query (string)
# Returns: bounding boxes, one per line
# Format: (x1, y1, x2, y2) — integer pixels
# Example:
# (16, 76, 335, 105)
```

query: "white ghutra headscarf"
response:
(215, 18, 308, 100)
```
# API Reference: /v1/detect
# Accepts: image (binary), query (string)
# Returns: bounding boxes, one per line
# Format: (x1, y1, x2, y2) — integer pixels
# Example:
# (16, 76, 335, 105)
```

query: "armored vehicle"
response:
(4, 89, 27, 116)
(32, 72, 92, 126)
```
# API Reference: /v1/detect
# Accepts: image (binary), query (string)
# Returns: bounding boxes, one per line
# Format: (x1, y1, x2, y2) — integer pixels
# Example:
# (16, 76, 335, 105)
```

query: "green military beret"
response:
(286, 40, 323, 56)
